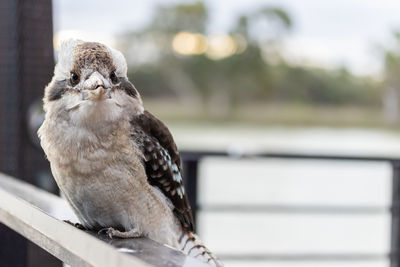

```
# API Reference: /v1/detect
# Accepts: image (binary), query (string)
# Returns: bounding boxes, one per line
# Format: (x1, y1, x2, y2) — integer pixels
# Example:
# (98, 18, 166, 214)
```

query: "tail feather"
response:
(179, 231, 223, 267)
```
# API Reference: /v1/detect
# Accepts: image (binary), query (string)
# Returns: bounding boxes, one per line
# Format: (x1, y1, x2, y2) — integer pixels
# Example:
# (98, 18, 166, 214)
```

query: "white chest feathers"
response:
(38, 115, 181, 247)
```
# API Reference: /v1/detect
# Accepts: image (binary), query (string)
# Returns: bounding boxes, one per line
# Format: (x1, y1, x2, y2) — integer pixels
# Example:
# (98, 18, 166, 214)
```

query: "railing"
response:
(180, 151, 400, 267)
(1, 151, 399, 266)
(0, 173, 208, 267)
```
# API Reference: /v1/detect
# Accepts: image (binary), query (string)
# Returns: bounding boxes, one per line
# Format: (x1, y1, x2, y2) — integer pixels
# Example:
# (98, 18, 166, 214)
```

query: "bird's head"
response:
(43, 39, 143, 127)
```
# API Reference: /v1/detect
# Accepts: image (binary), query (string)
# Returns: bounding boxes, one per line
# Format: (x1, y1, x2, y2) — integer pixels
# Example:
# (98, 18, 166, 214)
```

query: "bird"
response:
(38, 39, 222, 266)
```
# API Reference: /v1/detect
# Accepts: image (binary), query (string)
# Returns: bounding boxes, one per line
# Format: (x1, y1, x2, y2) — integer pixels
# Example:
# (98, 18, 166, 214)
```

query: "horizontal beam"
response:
(180, 150, 400, 162)
(218, 253, 387, 261)
(200, 204, 389, 215)
(0, 173, 207, 267)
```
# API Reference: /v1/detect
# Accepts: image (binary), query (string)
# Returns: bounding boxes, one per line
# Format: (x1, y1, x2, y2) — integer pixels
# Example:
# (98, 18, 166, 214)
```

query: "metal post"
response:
(182, 159, 199, 228)
(391, 160, 400, 267)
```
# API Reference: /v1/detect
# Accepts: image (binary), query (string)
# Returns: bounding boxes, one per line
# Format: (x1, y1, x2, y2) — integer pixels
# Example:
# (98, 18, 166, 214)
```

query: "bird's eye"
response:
(70, 72, 80, 85)
(110, 71, 118, 84)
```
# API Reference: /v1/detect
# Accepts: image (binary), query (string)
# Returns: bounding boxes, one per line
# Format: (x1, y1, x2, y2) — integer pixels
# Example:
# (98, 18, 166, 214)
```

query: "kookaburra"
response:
(38, 39, 222, 266)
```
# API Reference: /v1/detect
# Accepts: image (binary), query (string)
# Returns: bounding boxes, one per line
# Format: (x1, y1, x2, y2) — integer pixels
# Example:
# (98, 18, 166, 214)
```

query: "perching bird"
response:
(38, 39, 222, 266)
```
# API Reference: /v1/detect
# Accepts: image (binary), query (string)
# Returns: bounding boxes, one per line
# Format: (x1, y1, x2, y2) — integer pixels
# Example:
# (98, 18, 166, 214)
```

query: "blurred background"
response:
(3, 0, 400, 266)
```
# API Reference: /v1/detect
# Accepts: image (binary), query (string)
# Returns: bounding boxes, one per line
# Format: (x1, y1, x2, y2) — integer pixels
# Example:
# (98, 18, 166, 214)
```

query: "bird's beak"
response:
(81, 72, 111, 101)
(89, 86, 106, 100)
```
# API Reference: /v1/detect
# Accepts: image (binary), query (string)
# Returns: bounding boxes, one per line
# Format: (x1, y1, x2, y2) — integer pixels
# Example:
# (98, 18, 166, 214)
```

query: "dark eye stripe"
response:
(119, 77, 138, 98)
(48, 80, 69, 101)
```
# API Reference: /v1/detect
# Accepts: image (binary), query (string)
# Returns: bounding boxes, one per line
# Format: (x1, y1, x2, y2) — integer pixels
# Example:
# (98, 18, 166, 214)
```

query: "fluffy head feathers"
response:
(42, 39, 143, 128)
(54, 39, 127, 80)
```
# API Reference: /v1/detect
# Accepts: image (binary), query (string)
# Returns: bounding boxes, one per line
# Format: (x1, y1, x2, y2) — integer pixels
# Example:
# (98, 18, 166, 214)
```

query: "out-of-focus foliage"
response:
(380, 31, 400, 124)
(272, 64, 380, 105)
(384, 32, 400, 87)
(117, 1, 382, 116)
(149, 1, 207, 34)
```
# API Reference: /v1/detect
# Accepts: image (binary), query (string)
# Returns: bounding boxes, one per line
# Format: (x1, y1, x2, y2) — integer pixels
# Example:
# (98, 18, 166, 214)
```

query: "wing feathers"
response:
(130, 111, 194, 231)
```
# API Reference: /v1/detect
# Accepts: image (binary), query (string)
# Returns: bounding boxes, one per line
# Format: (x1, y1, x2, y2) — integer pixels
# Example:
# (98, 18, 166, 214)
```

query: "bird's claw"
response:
(97, 227, 140, 239)
(63, 220, 86, 230)
(98, 227, 113, 238)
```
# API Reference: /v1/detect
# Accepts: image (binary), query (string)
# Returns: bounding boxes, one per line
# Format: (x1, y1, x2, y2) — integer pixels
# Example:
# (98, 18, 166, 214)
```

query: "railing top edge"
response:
(180, 150, 400, 162)
(0, 173, 207, 267)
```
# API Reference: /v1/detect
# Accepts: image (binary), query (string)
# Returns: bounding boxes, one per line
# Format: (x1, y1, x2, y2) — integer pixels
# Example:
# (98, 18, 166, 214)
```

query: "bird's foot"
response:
(98, 227, 141, 239)
(63, 220, 86, 230)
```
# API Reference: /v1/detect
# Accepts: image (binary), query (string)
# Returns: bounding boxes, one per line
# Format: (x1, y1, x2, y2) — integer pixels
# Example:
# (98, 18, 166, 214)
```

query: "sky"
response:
(53, 0, 400, 76)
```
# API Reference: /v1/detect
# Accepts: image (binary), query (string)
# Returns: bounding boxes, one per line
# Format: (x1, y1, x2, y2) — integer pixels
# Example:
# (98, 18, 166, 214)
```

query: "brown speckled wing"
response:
(130, 111, 194, 231)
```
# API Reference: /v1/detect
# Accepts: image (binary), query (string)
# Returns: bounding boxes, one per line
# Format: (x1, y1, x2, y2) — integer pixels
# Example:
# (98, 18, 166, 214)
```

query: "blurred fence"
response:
(180, 151, 400, 267)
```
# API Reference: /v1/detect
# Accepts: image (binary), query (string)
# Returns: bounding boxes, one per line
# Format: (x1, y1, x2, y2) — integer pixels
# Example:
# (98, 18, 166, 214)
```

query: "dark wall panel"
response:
(0, 0, 60, 266)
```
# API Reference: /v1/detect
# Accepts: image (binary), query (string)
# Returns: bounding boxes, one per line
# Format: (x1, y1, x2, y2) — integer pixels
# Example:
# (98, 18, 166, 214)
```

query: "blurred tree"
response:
(382, 32, 400, 123)
(117, 1, 382, 121)
(248, 7, 292, 43)
(384, 32, 400, 86)
(118, 2, 208, 107)
(274, 63, 380, 105)
(149, 1, 207, 34)
(118, 3, 294, 112)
